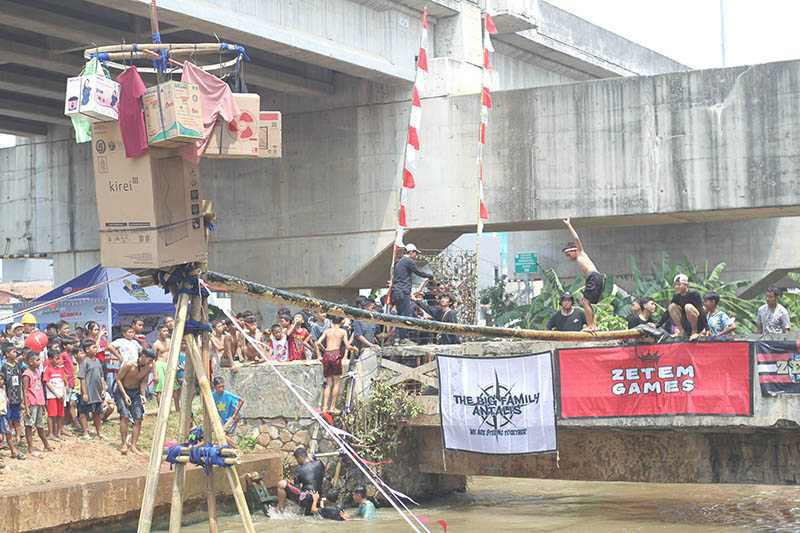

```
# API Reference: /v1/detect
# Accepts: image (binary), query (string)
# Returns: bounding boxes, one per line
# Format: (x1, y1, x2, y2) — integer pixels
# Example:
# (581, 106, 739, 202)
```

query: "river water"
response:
(169, 476, 800, 532)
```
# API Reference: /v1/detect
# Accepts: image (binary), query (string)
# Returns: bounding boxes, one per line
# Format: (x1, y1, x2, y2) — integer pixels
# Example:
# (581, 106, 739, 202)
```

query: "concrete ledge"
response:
(0, 453, 282, 533)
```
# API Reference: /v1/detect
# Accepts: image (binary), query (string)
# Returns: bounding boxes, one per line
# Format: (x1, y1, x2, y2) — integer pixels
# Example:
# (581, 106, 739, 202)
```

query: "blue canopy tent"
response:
(15, 265, 174, 331)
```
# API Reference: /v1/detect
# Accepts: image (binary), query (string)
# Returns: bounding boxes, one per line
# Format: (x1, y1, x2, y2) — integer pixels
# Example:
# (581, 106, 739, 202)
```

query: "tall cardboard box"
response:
(259, 111, 282, 158)
(205, 93, 260, 158)
(91, 122, 207, 268)
(64, 74, 119, 122)
(142, 81, 203, 147)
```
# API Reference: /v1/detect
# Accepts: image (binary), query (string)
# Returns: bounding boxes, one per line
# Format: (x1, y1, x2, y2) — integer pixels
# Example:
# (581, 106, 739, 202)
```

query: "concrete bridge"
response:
(363, 342, 800, 485)
(2, 0, 800, 300)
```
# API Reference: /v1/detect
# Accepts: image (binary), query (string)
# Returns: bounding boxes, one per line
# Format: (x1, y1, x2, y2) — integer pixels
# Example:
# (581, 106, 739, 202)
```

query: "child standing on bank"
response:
(43, 349, 67, 440)
(0, 374, 20, 462)
(22, 351, 52, 454)
(77, 339, 107, 439)
(0, 343, 23, 456)
(315, 316, 354, 414)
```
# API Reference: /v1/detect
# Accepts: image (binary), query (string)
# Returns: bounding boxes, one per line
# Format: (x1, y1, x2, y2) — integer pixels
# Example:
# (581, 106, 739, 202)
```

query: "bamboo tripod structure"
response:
(137, 279, 255, 533)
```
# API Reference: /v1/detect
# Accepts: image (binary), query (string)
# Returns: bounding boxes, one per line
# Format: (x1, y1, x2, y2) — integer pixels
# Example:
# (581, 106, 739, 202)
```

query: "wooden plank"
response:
(380, 358, 438, 389)
(138, 292, 191, 533)
(169, 294, 201, 532)
(184, 335, 255, 533)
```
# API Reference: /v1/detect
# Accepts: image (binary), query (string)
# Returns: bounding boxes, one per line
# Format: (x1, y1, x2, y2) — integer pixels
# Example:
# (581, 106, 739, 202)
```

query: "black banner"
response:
(756, 340, 800, 396)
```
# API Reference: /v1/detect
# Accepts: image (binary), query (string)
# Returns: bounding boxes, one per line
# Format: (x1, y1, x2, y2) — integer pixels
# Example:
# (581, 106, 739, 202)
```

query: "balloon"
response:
(24, 331, 49, 353)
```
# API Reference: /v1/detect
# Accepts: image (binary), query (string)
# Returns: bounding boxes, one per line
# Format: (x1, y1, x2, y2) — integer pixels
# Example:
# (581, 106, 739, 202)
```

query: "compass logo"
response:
(453, 370, 539, 438)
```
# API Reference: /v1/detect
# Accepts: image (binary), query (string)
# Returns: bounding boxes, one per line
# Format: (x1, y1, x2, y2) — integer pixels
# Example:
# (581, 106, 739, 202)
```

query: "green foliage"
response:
(236, 433, 258, 453)
(490, 254, 765, 334)
(339, 380, 423, 463)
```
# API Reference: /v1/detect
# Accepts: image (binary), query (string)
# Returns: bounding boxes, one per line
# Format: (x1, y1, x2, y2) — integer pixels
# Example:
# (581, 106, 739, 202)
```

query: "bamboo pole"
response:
(86, 42, 236, 54)
(137, 291, 191, 533)
(184, 335, 255, 533)
(168, 293, 201, 532)
(201, 298, 219, 533)
(203, 271, 643, 342)
(165, 447, 239, 457)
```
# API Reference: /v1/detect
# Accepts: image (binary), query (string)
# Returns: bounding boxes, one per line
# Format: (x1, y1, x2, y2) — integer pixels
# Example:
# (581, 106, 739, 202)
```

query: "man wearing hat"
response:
(391, 244, 434, 344)
(547, 292, 587, 332)
(561, 218, 604, 331)
(667, 274, 706, 339)
(21, 313, 37, 336)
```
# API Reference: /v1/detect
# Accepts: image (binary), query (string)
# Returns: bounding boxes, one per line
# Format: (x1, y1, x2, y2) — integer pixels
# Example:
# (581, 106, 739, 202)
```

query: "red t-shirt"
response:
(95, 338, 108, 364)
(116, 66, 149, 158)
(43, 365, 66, 400)
(60, 350, 76, 388)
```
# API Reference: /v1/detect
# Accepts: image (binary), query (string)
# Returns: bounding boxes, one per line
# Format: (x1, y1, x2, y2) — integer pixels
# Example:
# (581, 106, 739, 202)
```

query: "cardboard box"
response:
(205, 93, 260, 158)
(142, 81, 203, 147)
(259, 111, 282, 158)
(91, 122, 207, 268)
(64, 75, 119, 122)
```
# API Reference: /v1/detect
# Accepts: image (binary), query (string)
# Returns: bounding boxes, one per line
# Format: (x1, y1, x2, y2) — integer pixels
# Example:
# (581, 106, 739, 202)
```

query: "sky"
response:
(547, 0, 800, 69)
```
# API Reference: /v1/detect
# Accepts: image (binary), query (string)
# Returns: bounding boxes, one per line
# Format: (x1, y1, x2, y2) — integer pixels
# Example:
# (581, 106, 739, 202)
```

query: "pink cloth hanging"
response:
(178, 61, 241, 163)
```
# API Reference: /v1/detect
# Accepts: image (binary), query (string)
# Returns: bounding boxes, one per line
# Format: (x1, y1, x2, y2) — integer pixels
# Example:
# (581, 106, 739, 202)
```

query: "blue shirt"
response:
(212, 389, 241, 425)
(176, 352, 186, 380)
(354, 500, 377, 520)
(706, 310, 734, 337)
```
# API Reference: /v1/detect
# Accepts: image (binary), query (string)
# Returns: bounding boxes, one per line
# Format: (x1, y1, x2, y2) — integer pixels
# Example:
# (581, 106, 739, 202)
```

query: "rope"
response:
(217, 301, 430, 533)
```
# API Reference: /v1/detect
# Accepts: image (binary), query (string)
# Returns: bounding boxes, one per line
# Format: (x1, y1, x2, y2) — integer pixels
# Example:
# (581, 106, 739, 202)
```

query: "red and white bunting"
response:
(396, 7, 429, 244)
(477, 11, 497, 224)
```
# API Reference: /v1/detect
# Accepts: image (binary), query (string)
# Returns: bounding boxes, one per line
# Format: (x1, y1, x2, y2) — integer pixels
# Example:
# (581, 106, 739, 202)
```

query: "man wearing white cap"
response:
(668, 274, 706, 339)
(391, 244, 433, 344)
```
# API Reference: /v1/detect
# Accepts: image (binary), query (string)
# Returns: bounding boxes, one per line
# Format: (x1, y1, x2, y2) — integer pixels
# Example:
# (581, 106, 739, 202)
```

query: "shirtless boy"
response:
(238, 316, 267, 363)
(115, 349, 155, 455)
(315, 317, 355, 413)
(562, 218, 605, 331)
(152, 325, 171, 361)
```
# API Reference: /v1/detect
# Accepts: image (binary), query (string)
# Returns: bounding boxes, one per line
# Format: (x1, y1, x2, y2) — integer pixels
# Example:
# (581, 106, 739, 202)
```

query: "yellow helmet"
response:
(21, 313, 37, 325)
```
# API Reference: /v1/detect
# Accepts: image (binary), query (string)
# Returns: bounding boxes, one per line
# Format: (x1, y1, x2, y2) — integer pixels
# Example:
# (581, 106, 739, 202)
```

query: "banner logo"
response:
(438, 352, 556, 455)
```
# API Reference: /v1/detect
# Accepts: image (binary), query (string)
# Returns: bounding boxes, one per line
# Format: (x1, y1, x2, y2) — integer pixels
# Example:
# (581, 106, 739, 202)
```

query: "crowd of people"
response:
(546, 219, 792, 338)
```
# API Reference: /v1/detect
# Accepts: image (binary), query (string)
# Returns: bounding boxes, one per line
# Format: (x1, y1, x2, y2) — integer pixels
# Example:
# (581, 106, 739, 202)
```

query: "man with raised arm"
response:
(561, 218, 605, 331)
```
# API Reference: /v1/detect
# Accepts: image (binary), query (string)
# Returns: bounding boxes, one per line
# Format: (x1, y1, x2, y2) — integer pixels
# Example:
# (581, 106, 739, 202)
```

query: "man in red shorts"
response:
(314, 316, 354, 414)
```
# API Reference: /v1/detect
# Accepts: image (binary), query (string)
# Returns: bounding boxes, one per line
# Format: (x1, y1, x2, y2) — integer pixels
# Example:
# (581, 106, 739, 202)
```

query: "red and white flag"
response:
(395, 7, 429, 246)
(477, 11, 497, 224)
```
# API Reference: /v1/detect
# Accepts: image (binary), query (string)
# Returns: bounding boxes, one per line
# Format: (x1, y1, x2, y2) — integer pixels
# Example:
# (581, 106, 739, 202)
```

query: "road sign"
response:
(514, 252, 538, 274)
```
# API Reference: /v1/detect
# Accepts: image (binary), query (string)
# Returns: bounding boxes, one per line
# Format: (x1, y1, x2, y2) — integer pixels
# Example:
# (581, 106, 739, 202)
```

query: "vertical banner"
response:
(437, 353, 557, 454)
(756, 340, 800, 396)
(558, 342, 753, 418)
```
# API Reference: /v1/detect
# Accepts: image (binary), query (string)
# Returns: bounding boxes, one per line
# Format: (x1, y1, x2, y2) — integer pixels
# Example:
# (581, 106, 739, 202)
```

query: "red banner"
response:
(558, 342, 752, 418)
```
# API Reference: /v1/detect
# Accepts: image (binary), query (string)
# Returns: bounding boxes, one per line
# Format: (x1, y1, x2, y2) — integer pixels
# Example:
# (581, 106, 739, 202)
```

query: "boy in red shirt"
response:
(22, 351, 52, 454)
(43, 348, 67, 440)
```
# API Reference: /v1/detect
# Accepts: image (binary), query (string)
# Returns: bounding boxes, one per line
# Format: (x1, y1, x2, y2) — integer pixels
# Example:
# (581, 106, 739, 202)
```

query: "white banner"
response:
(437, 352, 557, 454)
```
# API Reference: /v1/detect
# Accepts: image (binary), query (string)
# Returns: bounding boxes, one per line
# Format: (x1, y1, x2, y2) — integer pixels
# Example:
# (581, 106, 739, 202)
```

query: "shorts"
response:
(583, 271, 606, 305)
(7, 404, 21, 423)
(322, 350, 343, 378)
(0, 415, 9, 435)
(25, 405, 46, 428)
(285, 483, 314, 515)
(77, 398, 102, 416)
(46, 398, 65, 417)
(114, 388, 144, 422)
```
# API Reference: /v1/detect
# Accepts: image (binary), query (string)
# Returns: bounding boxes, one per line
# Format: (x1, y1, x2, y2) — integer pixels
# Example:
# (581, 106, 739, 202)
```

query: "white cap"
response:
(10, 322, 23, 331)
(674, 273, 689, 284)
(404, 243, 419, 253)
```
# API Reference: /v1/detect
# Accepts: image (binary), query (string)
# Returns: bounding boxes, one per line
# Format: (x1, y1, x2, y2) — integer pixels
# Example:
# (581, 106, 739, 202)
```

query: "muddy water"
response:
(169, 476, 800, 532)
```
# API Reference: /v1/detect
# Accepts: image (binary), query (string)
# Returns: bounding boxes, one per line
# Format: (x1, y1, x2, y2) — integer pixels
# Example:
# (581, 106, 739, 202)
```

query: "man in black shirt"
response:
(546, 292, 587, 332)
(667, 274, 706, 339)
(412, 293, 461, 344)
(276, 446, 326, 515)
(311, 489, 348, 521)
(627, 298, 657, 329)
(391, 244, 433, 343)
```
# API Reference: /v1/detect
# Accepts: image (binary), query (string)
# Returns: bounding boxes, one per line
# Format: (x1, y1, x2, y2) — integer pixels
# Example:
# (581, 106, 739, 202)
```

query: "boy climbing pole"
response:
(561, 218, 605, 331)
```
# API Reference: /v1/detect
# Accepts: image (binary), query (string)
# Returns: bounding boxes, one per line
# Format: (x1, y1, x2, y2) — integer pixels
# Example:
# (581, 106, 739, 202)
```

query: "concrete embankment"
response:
(0, 453, 282, 533)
